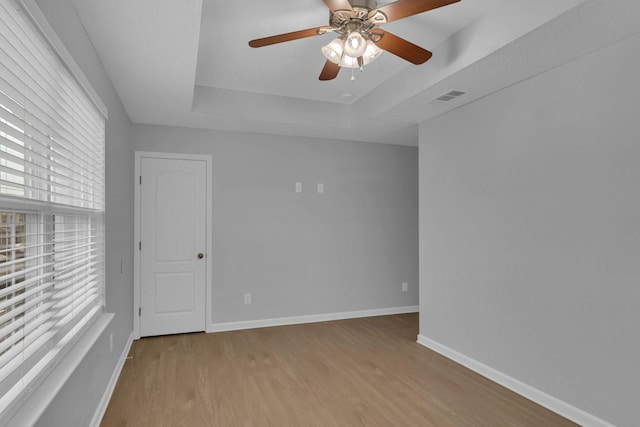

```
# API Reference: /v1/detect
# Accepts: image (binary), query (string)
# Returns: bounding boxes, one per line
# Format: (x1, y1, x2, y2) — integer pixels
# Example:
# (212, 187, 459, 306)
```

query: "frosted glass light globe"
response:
(362, 40, 383, 64)
(343, 31, 367, 58)
(321, 38, 344, 64)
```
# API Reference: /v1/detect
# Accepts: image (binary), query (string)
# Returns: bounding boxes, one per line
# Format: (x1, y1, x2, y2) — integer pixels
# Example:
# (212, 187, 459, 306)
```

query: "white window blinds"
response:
(0, 0, 105, 416)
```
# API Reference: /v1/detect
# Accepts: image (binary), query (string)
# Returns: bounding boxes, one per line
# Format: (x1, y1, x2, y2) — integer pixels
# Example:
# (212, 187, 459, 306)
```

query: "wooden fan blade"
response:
(319, 60, 341, 81)
(376, 0, 461, 23)
(372, 30, 432, 64)
(323, 0, 353, 12)
(249, 27, 325, 48)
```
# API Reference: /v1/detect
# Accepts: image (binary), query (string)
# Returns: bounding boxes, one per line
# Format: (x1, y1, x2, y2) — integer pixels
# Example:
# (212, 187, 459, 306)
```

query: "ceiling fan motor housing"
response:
(330, 0, 383, 37)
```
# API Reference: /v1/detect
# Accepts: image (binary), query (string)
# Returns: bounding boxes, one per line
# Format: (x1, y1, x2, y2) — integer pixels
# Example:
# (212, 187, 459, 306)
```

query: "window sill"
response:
(2, 313, 114, 427)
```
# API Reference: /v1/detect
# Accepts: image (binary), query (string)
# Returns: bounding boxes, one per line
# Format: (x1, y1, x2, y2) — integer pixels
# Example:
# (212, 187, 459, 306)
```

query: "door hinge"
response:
(139, 175, 142, 185)
(139, 241, 142, 251)
(139, 307, 141, 316)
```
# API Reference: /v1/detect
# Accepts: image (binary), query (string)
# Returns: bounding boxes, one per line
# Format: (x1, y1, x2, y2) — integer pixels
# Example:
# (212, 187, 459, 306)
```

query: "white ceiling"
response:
(69, 0, 640, 146)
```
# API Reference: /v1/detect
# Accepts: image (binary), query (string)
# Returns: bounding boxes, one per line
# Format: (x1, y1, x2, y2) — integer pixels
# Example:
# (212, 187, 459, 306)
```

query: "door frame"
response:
(133, 151, 213, 339)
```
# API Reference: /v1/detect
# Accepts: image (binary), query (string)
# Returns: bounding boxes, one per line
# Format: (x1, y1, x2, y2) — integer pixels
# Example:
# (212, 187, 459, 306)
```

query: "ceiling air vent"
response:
(434, 90, 466, 102)
(424, 90, 467, 105)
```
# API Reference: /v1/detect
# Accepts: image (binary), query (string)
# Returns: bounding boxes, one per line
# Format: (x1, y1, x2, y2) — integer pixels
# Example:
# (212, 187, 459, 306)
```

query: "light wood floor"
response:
(101, 314, 576, 426)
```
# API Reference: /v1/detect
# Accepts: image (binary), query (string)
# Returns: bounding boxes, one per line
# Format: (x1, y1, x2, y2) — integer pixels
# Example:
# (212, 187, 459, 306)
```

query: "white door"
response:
(140, 157, 207, 336)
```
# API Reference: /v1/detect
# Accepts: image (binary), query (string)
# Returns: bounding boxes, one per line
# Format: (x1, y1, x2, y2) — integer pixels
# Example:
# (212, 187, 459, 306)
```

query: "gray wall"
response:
(33, 1, 134, 426)
(133, 126, 419, 324)
(419, 34, 640, 426)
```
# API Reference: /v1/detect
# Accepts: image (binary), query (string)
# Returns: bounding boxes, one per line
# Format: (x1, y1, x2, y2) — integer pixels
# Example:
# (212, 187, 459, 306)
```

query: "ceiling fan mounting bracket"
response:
(348, 0, 378, 11)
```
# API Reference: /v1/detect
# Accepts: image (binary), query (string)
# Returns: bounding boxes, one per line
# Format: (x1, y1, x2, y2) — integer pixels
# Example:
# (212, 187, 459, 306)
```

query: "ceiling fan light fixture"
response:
(363, 40, 383, 62)
(323, 38, 382, 70)
(343, 31, 367, 58)
(322, 38, 344, 64)
(339, 55, 359, 69)
(340, 41, 383, 68)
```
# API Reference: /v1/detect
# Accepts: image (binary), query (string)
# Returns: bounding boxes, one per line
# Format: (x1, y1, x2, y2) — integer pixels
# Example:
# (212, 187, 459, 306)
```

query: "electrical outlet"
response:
(244, 293, 252, 304)
(295, 182, 302, 193)
(402, 282, 408, 292)
(317, 183, 324, 194)
(109, 333, 113, 352)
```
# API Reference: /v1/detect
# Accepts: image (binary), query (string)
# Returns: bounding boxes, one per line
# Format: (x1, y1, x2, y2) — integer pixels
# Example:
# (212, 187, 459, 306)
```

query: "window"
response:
(0, 213, 27, 345)
(0, 0, 105, 416)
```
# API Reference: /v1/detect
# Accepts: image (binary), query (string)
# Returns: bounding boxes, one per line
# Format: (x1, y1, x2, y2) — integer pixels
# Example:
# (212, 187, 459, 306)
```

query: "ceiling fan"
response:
(248, 0, 461, 81)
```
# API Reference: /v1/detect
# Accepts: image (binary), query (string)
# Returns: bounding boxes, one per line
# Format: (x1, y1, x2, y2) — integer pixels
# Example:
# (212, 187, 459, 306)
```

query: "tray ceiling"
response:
(69, 0, 640, 145)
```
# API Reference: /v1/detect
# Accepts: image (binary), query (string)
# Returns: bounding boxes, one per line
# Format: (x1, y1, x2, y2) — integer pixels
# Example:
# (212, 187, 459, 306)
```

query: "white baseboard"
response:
(416, 335, 614, 427)
(89, 331, 135, 427)
(209, 306, 419, 333)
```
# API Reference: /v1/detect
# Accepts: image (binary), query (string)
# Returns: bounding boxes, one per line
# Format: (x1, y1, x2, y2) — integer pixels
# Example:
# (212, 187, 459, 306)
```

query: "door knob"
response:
(197, 253, 204, 259)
